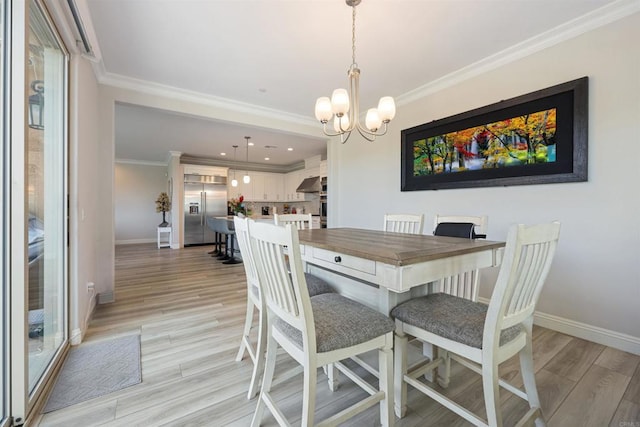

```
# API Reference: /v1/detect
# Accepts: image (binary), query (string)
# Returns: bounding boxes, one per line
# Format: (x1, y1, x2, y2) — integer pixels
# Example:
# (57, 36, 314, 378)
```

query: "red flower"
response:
(239, 195, 244, 203)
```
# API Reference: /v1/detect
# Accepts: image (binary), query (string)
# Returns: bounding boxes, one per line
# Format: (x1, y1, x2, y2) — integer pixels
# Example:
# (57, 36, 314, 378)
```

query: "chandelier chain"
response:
(351, 5, 357, 67)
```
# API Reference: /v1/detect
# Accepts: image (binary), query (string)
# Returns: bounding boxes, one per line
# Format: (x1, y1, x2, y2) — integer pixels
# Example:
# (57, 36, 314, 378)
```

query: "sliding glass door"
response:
(6, 0, 69, 423)
(26, 0, 68, 394)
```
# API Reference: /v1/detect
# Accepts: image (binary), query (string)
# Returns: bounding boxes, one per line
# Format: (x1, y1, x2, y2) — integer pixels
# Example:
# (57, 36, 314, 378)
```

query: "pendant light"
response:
(231, 145, 238, 187)
(243, 136, 251, 184)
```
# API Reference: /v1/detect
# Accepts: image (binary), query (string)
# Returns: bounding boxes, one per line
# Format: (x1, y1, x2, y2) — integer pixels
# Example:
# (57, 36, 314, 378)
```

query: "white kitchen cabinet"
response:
(229, 170, 284, 202)
(320, 160, 327, 177)
(184, 164, 227, 177)
(263, 173, 284, 201)
(285, 170, 301, 201)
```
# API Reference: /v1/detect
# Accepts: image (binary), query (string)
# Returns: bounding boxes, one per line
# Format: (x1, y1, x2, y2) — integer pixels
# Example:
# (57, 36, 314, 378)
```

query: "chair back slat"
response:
(383, 214, 424, 235)
(485, 222, 561, 341)
(509, 243, 552, 316)
(433, 214, 488, 301)
(274, 213, 314, 229)
(233, 217, 260, 298)
(248, 221, 314, 338)
(440, 270, 478, 300)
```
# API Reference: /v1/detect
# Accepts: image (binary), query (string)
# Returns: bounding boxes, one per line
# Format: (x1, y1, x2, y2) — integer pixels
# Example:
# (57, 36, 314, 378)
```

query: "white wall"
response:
(69, 55, 100, 343)
(330, 13, 640, 352)
(114, 162, 169, 243)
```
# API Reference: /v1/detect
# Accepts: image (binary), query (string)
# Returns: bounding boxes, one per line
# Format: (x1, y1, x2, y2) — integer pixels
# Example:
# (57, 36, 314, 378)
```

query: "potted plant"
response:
(229, 195, 245, 216)
(155, 192, 171, 227)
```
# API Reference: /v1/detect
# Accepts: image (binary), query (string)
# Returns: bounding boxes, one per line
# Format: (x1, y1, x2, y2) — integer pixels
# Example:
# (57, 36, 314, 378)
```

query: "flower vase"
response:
(159, 211, 168, 227)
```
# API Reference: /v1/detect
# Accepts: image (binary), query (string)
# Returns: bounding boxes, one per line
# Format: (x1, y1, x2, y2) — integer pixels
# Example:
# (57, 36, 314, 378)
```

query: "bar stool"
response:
(206, 217, 224, 257)
(215, 217, 241, 264)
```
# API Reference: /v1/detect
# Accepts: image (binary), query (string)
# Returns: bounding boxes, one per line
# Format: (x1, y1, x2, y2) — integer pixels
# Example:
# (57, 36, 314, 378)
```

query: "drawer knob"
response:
(334, 256, 342, 263)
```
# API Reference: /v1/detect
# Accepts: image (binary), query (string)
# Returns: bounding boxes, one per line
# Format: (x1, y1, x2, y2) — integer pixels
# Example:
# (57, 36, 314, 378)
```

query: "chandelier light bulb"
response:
(365, 108, 382, 132)
(331, 88, 350, 115)
(315, 97, 333, 122)
(377, 96, 396, 122)
(334, 114, 350, 133)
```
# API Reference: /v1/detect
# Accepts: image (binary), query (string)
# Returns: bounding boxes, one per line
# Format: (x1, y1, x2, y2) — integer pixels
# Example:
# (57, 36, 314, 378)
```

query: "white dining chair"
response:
(274, 213, 314, 229)
(433, 214, 488, 300)
(392, 221, 561, 426)
(248, 221, 395, 427)
(233, 217, 334, 400)
(383, 213, 424, 235)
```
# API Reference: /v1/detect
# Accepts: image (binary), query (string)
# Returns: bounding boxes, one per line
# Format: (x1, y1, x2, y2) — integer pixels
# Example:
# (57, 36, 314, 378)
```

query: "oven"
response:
(320, 177, 327, 228)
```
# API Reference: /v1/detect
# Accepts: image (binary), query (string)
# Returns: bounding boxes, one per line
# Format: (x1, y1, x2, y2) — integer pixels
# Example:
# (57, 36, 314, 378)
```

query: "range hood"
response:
(296, 176, 321, 193)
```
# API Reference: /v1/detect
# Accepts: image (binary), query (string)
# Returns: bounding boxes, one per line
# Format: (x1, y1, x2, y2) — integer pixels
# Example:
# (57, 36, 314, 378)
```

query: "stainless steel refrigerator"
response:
(184, 174, 227, 246)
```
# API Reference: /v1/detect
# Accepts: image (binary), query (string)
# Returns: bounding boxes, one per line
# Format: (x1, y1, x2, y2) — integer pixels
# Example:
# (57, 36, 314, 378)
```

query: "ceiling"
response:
(82, 0, 616, 167)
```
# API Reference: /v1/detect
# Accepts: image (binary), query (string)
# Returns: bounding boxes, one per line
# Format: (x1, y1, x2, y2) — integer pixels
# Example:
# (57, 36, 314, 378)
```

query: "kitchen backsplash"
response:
(247, 199, 320, 216)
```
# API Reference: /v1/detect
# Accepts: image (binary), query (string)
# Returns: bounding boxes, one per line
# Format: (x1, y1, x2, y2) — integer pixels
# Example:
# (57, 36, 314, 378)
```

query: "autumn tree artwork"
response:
(413, 108, 557, 176)
(401, 77, 587, 191)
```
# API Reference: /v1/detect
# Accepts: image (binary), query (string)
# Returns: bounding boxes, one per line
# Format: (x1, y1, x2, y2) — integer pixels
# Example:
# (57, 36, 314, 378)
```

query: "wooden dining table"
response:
(297, 227, 505, 314)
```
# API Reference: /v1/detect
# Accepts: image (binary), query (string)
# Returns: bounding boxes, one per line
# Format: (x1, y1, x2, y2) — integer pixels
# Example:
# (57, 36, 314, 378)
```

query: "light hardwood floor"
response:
(35, 243, 640, 427)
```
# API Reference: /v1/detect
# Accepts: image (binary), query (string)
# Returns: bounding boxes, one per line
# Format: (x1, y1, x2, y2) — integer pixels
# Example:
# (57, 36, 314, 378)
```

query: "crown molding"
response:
(397, 0, 640, 106)
(179, 156, 304, 174)
(115, 158, 168, 167)
(97, 71, 319, 129)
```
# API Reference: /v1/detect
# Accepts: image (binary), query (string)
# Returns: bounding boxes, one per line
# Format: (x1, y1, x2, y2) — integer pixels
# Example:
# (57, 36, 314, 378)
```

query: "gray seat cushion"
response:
(304, 273, 334, 297)
(251, 273, 333, 299)
(275, 293, 394, 353)
(391, 293, 522, 349)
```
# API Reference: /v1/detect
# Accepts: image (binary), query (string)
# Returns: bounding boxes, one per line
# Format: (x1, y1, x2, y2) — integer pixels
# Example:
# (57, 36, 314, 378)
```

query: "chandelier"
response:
(314, 0, 396, 143)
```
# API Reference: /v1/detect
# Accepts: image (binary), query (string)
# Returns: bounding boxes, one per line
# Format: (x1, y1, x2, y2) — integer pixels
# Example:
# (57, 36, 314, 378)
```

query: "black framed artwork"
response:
(401, 77, 588, 191)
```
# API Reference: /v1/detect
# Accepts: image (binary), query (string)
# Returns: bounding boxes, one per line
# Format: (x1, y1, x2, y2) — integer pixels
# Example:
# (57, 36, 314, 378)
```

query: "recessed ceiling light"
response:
(288, 147, 293, 151)
(220, 152, 226, 156)
(248, 142, 254, 146)
(264, 157, 270, 161)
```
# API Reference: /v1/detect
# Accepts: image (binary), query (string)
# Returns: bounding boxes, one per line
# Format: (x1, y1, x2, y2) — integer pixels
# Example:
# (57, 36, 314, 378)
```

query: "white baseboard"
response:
(533, 311, 640, 355)
(70, 293, 98, 345)
(115, 238, 156, 245)
(70, 328, 83, 345)
(478, 297, 640, 355)
(98, 291, 115, 304)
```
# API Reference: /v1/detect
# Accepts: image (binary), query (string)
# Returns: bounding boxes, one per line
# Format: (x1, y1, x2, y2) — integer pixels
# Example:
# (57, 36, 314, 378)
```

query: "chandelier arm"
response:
(341, 130, 352, 144)
(351, 68, 359, 132)
(321, 122, 347, 138)
(355, 125, 377, 142)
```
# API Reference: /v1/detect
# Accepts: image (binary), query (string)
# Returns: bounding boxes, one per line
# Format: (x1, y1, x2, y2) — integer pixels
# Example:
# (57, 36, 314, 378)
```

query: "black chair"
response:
(434, 222, 486, 239)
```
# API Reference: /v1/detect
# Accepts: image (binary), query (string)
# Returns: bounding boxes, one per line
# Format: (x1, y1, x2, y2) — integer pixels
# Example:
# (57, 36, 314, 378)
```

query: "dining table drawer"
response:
(311, 247, 376, 275)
